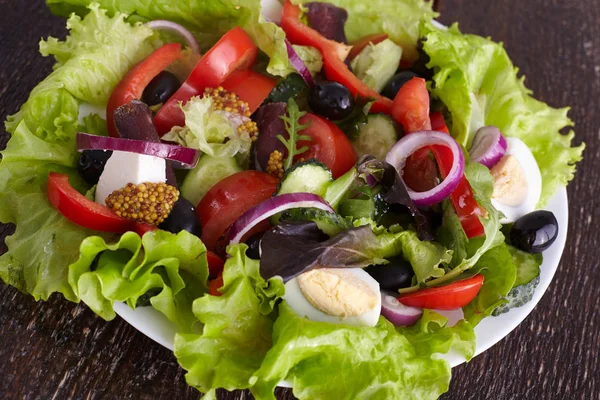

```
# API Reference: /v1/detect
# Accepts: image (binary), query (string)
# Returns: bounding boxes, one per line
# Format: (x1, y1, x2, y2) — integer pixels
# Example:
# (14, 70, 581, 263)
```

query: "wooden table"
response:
(1, 1, 597, 399)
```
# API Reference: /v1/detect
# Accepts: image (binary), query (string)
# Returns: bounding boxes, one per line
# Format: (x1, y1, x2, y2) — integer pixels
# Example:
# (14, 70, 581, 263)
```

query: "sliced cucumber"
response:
(279, 208, 352, 237)
(277, 159, 333, 197)
(180, 155, 241, 206)
(352, 114, 398, 160)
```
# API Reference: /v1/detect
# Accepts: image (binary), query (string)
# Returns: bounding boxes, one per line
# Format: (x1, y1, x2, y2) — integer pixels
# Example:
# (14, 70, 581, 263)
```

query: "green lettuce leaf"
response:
(294, 0, 437, 61)
(350, 39, 403, 92)
(47, 0, 291, 77)
(174, 244, 285, 394)
(162, 96, 253, 158)
(250, 303, 473, 400)
(421, 23, 584, 205)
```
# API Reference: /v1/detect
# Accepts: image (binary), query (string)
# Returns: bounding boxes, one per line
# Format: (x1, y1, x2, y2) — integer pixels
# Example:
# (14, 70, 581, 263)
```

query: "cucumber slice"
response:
(352, 114, 398, 160)
(180, 155, 242, 206)
(277, 159, 333, 197)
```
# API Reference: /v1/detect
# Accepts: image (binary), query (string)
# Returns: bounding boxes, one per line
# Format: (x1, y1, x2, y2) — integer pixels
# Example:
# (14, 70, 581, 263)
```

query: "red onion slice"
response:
(228, 193, 333, 245)
(380, 292, 423, 327)
(147, 20, 200, 55)
(285, 40, 315, 86)
(76, 132, 200, 169)
(385, 130, 465, 207)
(469, 125, 507, 168)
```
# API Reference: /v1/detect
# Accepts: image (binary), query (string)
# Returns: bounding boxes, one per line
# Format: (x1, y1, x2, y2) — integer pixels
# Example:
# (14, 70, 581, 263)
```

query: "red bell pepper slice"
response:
(154, 27, 258, 135)
(106, 43, 182, 138)
(281, 1, 393, 114)
(391, 78, 485, 238)
(47, 173, 134, 233)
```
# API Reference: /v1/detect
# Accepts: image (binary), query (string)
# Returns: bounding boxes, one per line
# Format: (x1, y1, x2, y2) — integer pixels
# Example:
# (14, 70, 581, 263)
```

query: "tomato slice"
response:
(206, 251, 225, 277)
(208, 274, 224, 296)
(221, 70, 276, 114)
(296, 113, 357, 179)
(347, 33, 389, 60)
(155, 27, 258, 135)
(47, 173, 133, 232)
(398, 274, 485, 310)
(391, 77, 432, 133)
(281, 1, 392, 114)
(106, 43, 182, 137)
(196, 171, 279, 251)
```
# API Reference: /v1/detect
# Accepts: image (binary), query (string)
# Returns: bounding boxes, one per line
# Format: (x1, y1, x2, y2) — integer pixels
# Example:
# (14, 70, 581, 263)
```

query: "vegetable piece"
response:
(154, 27, 258, 134)
(228, 193, 334, 245)
(276, 160, 333, 197)
(180, 155, 241, 207)
(492, 276, 540, 316)
(76, 132, 200, 169)
(279, 207, 352, 237)
(365, 257, 415, 292)
(308, 82, 355, 121)
(398, 274, 485, 310)
(141, 71, 181, 107)
(322, 166, 358, 210)
(510, 211, 559, 253)
(296, 113, 358, 178)
(196, 171, 279, 251)
(280, 1, 392, 114)
(509, 245, 542, 286)
(107, 43, 182, 137)
(348, 33, 389, 61)
(47, 172, 133, 233)
(206, 251, 225, 277)
(380, 292, 423, 327)
(391, 77, 431, 132)
(386, 130, 465, 207)
(253, 102, 289, 172)
(381, 71, 419, 100)
(208, 273, 224, 296)
(350, 39, 403, 93)
(265, 74, 309, 104)
(278, 98, 312, 170)
(146, 20, 200, 55)
(77, 150, 113, 185)
(134, 222, 157, 237)
(221, 69, 277, 113)
(285, 40, 315, 86)
(351, 114, 398, 159)
(469, 126, 507, 168)
(244, 232, 264, 260)
(305, 2, 349, 43)
(158, 197, 202, 237)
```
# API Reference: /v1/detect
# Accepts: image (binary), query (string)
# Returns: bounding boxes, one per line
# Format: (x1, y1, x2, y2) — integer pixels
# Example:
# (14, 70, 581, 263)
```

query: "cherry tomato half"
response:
(398, 274, 485, 310)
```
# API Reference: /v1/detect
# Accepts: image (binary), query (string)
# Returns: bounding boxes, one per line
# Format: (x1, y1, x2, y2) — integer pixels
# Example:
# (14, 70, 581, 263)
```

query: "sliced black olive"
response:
(77, 150, 113, 185)
(308, 81, 354, 120)
(159, 197, 202, 237)
(510, 210, 558, 253)
(141, 71, 181, 107)
(364, 256, 415, 291)
(381, 71, 418, 100)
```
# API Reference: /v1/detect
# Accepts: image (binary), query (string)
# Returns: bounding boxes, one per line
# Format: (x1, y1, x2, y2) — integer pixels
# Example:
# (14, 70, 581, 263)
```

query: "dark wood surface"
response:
(1, 1, 597, 399)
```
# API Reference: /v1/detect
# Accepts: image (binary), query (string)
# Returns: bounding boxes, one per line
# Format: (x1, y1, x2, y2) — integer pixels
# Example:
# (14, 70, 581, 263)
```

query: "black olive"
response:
(245, 232, 265, 260)
(510, 210, 558, 253)
(141, 71, 181, 107)
(307, 81, 354, 120)
(364, 256, 415, 291)
(381, 71, 418, 100)
(159, 197, 202, 237)
(77, 150, 113, 185)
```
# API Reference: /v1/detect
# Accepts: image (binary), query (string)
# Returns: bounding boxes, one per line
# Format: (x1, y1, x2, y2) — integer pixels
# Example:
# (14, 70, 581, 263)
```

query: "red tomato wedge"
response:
(398, 274, 485, 310)
(347, 33, 389, 60)
(206, 251, 225, 277)
(221, 69, 276, 114)
(47, 173, 133, 233)
(196, 171, 279, 251)
(155, 27, 258, 135)
(134, 223, 158, 237)
(391, 77, 432, 133)
(281, 1, 393, 114)
(296, 113, 357, 178)
(106, 43, 182, 137)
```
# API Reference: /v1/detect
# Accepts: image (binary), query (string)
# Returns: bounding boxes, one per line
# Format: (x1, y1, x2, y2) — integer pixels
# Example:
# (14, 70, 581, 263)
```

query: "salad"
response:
(0, 0, 585, 399)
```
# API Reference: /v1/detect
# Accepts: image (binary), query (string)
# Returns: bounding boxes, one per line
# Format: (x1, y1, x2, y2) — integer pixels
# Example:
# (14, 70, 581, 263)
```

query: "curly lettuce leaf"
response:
(250, 303, 473, 400)
(175, 244, 285, 395)
(421, 23, 584, 205)
(47, 0, 291, 77)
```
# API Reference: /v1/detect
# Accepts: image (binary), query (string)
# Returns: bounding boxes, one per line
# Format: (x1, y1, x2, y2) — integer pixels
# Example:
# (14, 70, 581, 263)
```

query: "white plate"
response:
(115, 187, 568, 369)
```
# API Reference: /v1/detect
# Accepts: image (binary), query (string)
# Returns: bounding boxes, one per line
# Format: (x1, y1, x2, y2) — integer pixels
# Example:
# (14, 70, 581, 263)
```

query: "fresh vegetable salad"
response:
(1, 0, 584, 399)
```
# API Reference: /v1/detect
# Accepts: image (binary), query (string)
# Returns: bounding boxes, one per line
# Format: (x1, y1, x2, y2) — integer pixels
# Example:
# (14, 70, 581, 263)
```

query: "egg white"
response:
(491, 137, 542, 223)
(283, 268, 381, 327)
